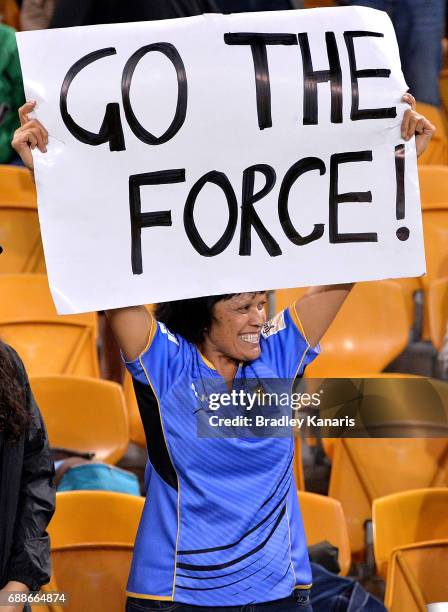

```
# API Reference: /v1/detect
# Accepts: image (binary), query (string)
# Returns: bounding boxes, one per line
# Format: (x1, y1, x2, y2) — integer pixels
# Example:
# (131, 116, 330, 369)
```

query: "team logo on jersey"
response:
(261, 311, 286, 338)
(158, 322, 179, 345)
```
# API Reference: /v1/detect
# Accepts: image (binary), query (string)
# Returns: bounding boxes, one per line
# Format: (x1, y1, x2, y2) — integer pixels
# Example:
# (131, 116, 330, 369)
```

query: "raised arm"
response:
(295, 284, 354, 348)
(105, 306, 153, 362)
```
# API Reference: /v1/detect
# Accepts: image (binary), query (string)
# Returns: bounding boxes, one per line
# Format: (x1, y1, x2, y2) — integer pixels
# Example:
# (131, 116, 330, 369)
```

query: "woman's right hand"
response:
(11, 101, 49, 171)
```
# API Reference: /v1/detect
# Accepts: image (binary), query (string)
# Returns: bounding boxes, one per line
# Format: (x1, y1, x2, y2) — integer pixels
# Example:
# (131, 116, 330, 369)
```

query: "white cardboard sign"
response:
(17, 7, 425, 314)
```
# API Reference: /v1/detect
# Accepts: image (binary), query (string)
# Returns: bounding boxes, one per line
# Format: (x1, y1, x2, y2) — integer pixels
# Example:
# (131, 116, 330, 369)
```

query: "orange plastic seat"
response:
(302, 281, 409, 376)
(0, 274, 99, 377)
(418, 166, 448, 288)
(414, 166, 448, 338)
(46, 491, 144, 612)
(384, 540, 448, 611)
(373, 488, 448, 578)
(0, 201, 45, 273)
(418, 165, 448, 210)
(422, 209, 448, 287)
(428, 277, 448, 351)
(274, 287, 309, 315)
(320, 373, 421, 461)
(31, 376, 129, 464)
(0, 0, 20, 29)
(417, 103, 448, 166)
(298, 491, 351, 576)
(0, 164, 36, 205)
(329, 437, 448, 558)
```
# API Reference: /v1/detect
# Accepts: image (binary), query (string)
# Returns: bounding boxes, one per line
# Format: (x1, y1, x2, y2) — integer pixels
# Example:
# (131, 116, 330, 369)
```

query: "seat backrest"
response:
(422, 211, 448, 287)
(47, 491, 144, 612)
(303, 281, 409, 376)
(31, 376, 129, 464)
(385, 540, 448, 612)
(418, 165, 448, 210)
(49, 491, 144, 546)
(298, 491, 351, 576)
(274, 288, 309, 314)
(0, 165, 36, 205)
(0, 202, 45, 273)
(373, 488, 448, 578)
(276, 280, 419, 334)
(416, 103, 448, 166)
(329, 439, 448, 556)
(428, 278, 448, 350)
(0, 274, 99, 377)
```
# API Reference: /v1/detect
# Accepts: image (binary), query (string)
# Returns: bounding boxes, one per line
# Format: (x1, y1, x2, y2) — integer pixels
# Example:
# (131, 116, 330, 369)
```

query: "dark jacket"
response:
(0, 344, 56, 593)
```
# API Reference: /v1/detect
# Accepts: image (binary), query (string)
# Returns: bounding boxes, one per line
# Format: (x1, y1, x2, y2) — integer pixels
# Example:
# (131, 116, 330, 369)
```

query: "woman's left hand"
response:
(401, 93, 436, 158)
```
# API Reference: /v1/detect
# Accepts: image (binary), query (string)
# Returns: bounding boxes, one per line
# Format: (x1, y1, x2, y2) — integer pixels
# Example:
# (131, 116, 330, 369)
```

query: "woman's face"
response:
(206, 292, 268, 362)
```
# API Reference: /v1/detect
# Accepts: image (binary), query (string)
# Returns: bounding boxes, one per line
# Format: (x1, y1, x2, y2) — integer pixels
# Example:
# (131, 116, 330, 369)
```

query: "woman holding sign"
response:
(12, 97, 434, 611)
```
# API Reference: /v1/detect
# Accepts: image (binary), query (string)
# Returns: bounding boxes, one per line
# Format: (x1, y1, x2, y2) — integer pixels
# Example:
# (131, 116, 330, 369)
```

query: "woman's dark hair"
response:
(0, 343, 31, 442)
(154, 294, 236, 344)
(155, 292, 266, 344)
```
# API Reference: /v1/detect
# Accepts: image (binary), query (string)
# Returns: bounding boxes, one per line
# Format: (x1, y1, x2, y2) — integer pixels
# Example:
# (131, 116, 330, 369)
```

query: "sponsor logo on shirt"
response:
(261, 311, 286, 339)
(158, 322, 179, 345)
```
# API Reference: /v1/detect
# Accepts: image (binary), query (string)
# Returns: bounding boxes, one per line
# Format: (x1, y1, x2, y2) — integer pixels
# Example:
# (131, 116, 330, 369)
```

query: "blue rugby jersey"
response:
(124, 304, 319, 606)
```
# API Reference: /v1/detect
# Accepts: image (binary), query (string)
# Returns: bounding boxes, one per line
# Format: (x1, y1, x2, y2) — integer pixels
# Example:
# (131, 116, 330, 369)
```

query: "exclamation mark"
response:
(395, 144, 409, 241)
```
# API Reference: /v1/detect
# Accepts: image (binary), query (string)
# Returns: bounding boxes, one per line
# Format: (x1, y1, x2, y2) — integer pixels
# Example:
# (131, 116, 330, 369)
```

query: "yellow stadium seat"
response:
(417, 103, 448, 166)
(415, 166, 448, 338)
(0, 200, 45, 273)
(422, 210, 448, 286)
(298, 491, 351, 576)
(274, 287, 309, 314)
(47, 491, 144, 612)
(123, 372, 146, 449)
(276, 279, 418, 335)
(329, 438, 448, 558)
(428, 277, 448, 351)
(0, 0, 20, 29)
(0, 274, 99, 377)
(373, 488, 448, 579)
(385, 540, 448, 612)
(320, 373, 421, 461)
(419, 165, 448, 209)
(0, 164, 36, 205)
(31, 376, 129, 464)
(302, 281, 409, 376)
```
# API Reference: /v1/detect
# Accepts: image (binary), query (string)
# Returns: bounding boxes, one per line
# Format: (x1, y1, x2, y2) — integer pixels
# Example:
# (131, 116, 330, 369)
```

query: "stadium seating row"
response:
(37, 488, 448, 612)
